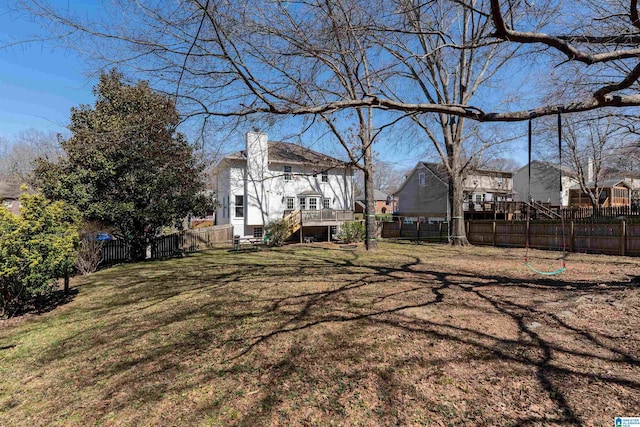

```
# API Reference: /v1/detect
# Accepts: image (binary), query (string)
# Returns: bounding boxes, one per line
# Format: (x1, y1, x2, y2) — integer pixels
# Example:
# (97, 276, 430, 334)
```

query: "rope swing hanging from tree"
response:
(524, 113, 567, 276)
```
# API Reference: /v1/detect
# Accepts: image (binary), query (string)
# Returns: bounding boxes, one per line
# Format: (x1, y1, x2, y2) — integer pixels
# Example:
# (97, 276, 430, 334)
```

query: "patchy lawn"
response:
(1, 242, 639, 426)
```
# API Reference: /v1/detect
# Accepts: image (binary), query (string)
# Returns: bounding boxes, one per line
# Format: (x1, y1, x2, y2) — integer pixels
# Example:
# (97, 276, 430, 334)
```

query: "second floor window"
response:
(284, 165, 292, 181)
(299, 197, 306, 210)
(309, 198, 318, 210)
(286, 197, 295, 210)
(235, 195, 244, 217)
(321, 171, 329, 182)
(419, 172, 426, 186)
(323, 198, 330, 209)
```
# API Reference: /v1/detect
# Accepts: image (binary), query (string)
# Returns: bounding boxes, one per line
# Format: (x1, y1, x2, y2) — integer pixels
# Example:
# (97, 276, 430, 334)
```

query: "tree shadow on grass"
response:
(18, 245, 640, 426)
(6, 288, 79, 319)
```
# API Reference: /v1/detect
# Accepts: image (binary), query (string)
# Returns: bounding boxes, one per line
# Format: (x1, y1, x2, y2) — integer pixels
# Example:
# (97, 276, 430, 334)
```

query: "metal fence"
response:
(100, 224, 234, 264)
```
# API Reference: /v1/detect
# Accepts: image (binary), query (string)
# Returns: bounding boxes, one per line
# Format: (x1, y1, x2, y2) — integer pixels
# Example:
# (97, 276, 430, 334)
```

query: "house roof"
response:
(421, 162, 450, 183)
(0, 181, 23, 199)
(569, 179, 632, 190)
(297, 189, 323, 196)
(393, 162, 448, 196)
(515, 160, 572, 175)
(225, 141, 348, 169)
(357, 189, 391, 202)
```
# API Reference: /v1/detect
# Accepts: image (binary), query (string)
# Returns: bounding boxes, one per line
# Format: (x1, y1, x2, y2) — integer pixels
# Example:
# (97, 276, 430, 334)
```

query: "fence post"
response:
(621, 220, 626, 256)
(569, 221, 574, 253)
(492, 221, 496, 246)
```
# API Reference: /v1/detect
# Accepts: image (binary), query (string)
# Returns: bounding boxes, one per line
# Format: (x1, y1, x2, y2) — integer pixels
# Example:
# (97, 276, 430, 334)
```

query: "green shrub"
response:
(0, 193, 80, 317)
(336, 221, 365, 243)
(264, 219, 292, 247)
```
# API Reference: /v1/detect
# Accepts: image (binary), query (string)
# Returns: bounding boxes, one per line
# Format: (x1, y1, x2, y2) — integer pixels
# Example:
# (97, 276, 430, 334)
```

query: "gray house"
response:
(393, 162, 514, 222)
(512, 161, 579, 207)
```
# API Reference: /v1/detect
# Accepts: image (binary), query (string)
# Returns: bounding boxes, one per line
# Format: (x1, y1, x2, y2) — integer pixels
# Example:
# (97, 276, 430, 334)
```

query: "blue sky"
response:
(0, 2, 529, 168)
(0, 4, 94, 141)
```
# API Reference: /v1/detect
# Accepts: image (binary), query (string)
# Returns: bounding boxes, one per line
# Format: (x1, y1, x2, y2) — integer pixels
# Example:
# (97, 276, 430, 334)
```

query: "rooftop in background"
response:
(225, 141, 349, 169)
(357, 189, 391, 202)
(0, 180, 24, 198)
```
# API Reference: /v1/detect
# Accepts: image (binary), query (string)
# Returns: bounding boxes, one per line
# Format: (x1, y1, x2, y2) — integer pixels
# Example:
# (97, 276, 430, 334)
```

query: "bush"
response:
(0, 193, 79, 317)
(74, 238, 104, 275)
(336, 221, 365, 243)
(264, 219, 291, 247)
(74, 222, 111, 275)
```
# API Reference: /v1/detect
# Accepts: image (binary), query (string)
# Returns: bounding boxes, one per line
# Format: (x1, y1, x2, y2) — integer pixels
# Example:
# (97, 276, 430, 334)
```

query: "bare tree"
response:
(12, 0, 640, 249)
(374, 0, 528, 244)
(0, 129, 62, 181)
(354, 160, 405, 198)
(558, 114, 632, 209)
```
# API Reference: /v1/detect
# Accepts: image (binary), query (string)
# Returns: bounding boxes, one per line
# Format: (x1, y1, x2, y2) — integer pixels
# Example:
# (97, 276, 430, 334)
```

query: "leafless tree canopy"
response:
(10, 0, 640, 247)
(15, 0, 640, 121)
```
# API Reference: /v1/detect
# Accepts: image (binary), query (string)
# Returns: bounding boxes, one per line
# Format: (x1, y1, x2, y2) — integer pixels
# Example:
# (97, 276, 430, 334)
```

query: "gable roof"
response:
(356, 189, 391, 202)
(225, 141, 348, 168)
(421, 162, 449, 183)
(515, 160, 572, 175)
(393, 162, 448, 196)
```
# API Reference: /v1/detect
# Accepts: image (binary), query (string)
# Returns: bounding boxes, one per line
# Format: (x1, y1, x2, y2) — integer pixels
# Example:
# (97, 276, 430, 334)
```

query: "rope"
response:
(524, 113, 567, 276)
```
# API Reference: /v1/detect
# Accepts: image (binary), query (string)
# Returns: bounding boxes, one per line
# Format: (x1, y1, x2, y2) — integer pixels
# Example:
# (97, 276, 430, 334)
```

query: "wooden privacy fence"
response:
(380, 221, 449, 242)
(100, 224, 234, 264)
(467, 220, 640, 256)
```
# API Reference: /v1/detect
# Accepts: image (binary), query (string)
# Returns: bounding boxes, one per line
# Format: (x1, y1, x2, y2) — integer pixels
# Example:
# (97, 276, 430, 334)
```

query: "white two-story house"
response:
(214, 132, 355, 241)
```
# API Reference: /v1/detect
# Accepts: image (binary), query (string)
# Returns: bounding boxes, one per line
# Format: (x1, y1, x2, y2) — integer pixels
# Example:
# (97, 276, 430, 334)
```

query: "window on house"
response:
(286, 197, 295, 210)
(381, 207, 387, 214)
(321, 171, 329, 182)
(3, 200, 12, 208)
(323, 198, 330, 209)
(475, 194, 483, 204)
(284, 165, 292, 181)
(253, 227, 263, 238)
(419, 173, 426, 186)
(235, 195, 244, 217)
(299, 197, 306, 210)
(221, 197, 226, 218)
(309, 198, 318, 210)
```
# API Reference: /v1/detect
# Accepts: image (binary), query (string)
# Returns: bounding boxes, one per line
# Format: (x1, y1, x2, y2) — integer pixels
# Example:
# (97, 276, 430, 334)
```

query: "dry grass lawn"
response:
(1, 241, 639, 426)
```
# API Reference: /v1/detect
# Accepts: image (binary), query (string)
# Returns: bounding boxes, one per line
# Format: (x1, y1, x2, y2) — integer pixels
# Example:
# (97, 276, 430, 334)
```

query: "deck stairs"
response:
(527, 200, 561, 219)
(284, 209, 302, 236)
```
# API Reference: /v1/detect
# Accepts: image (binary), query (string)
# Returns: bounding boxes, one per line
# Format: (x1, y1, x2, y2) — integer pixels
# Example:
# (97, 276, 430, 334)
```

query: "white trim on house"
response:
(214, 132, 354, 238)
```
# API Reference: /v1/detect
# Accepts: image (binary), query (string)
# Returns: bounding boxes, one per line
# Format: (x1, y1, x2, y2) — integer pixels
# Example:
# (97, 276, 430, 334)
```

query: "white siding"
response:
(215, 158, 353, 238)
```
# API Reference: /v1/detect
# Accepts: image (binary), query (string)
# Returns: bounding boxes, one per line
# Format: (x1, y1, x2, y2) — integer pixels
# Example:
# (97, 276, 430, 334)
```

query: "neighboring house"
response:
(393, 162, 514, 222)
(213, 132, 355, 240)
(512, 161, 577, 207)
(355, 189, 394, 216)
(0, 181, 22, 216)
(568, 179, 632, 208)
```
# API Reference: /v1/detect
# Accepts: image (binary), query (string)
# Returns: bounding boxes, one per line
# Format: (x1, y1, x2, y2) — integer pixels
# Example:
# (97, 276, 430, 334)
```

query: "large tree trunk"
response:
(363, 140, 378, 251)
(447, 145, 470, 246)
(449, 174, 469, 246)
